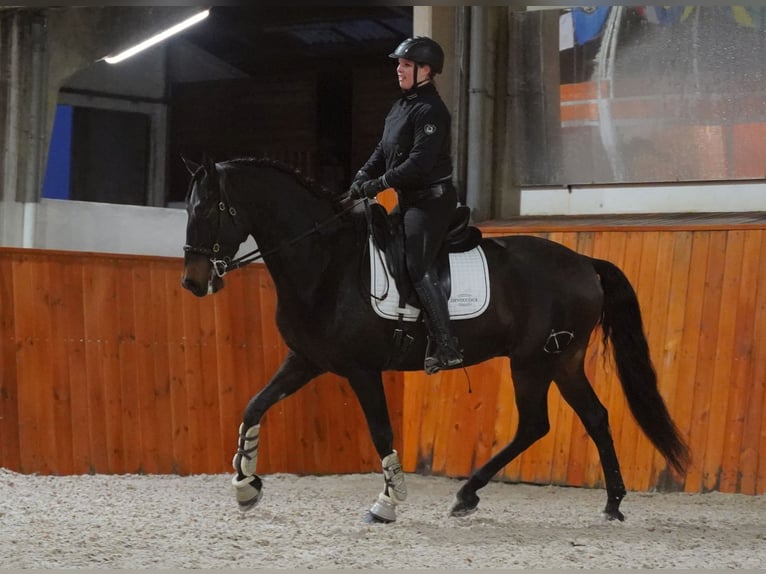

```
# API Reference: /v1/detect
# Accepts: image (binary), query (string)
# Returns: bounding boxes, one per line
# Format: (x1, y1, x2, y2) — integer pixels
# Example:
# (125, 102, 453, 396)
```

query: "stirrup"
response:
(424, 353, 463, 374)
(424, 338, 463, 374)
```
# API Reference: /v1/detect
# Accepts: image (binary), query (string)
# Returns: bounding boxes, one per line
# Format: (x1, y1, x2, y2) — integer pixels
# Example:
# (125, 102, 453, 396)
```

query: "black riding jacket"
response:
(360, 82, 452, 194)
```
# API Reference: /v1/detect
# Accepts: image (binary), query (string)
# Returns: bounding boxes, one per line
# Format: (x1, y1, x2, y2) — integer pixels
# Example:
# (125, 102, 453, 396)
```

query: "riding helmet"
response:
(389, 36, 444, 74)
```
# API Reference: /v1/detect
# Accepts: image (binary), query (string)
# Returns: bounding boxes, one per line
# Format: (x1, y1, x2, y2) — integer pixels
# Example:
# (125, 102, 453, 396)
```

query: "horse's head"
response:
(181, 156, 250, 297)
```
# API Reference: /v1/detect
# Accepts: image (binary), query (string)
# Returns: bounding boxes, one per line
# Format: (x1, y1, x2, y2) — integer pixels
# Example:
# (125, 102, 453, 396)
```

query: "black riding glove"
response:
(359, 177, 387, 199)
(348, 170, 370, 199)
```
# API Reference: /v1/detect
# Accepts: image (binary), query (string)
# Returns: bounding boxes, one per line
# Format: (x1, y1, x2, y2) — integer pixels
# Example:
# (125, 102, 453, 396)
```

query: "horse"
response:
(180, 156, 689, 523)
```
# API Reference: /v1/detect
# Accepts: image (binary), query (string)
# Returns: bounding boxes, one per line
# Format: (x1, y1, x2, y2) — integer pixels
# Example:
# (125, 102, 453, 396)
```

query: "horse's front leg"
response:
(232, 350, 324, 512)
(346, 369, 406, 523)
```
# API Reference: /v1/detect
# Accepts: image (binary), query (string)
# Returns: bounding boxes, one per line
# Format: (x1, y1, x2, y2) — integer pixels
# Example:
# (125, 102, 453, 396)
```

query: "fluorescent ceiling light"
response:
(104, 9, 210, 64)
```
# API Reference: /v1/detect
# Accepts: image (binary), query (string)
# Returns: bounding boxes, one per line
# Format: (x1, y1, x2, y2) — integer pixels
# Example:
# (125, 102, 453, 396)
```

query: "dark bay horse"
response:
(180, 156, 689, 523)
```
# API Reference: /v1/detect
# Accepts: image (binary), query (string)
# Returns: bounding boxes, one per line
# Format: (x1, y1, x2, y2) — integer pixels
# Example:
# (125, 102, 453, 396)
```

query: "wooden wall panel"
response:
(403, 224, 766, 494)
(0, 249, 401, 479)
(1, 220, 764, 495)
(0, 256, 21, 472)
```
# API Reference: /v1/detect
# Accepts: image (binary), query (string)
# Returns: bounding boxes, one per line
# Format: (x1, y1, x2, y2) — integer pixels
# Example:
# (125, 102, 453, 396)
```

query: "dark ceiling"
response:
(183, 6, 413, 75)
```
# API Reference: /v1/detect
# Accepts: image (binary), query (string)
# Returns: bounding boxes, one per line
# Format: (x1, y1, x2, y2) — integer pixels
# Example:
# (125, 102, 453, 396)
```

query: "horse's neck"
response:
(233, 163, 341, 307)
(253, 200, 336, 307)
(262, 203, 364, 313)
(260, 235, 335, 311)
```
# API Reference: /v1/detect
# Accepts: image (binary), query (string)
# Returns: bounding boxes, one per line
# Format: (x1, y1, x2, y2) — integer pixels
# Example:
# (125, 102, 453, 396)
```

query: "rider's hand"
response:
(349, 180, 365, 199)
(349, 170, 370, 199)
(360, 177, 386, 199)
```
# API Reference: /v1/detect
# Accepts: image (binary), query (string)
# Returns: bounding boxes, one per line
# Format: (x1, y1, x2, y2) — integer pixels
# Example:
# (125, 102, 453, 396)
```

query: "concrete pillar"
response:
(413, 7, 469, 205)
(1, 9, 46, 246)
(464, 7, 501, 222)
(413, 6, 456, 111)
(0, 7, 202, 246)
(499, 9, 561, 218)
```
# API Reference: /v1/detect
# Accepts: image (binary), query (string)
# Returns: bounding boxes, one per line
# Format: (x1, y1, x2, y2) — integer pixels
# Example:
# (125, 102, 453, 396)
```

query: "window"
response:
(518, 6, 766, 186)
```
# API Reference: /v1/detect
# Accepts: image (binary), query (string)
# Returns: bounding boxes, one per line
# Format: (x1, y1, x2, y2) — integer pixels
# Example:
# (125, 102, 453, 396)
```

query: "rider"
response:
(350, 36, 462, 374)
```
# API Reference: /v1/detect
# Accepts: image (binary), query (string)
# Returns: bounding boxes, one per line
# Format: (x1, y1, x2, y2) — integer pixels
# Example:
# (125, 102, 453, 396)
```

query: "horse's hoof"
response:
(601, 509, 625, 522)
(450, 489, 480, 517)
(364, 511, 394, 524)
(450, 501, 479, 517)
(232, 474, 263, 512)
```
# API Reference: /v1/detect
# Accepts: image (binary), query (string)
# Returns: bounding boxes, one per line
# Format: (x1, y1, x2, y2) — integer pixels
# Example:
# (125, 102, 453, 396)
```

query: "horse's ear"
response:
(201, 153, 216, 174)
(181, 156, 200, 175)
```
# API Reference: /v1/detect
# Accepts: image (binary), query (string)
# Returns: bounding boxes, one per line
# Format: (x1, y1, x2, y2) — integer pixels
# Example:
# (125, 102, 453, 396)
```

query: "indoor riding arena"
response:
(1, 6, 765, 569)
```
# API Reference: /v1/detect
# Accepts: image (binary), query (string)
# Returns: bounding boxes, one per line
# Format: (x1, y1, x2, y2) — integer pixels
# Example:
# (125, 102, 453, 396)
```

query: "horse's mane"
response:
(223, 156, 340, 205)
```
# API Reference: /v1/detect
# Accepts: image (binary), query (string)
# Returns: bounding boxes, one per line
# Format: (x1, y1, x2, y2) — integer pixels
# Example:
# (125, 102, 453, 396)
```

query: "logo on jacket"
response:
(424, 124, 437, 135)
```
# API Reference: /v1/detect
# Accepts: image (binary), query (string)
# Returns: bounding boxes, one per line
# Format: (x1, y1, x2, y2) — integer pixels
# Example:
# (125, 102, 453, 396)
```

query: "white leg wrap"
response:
(381, 449, 407, 503)
(232, 423, 260, 476)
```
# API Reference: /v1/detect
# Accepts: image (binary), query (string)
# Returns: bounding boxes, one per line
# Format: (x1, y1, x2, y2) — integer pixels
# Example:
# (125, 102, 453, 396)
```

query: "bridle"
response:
(183, 171, 364, 278)
(182, 195, 242, 278)
(183, 168, 245, 277)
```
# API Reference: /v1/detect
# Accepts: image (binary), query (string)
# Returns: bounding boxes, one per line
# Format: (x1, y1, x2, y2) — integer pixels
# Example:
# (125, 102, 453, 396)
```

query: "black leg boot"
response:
(414, 272, 463, 374)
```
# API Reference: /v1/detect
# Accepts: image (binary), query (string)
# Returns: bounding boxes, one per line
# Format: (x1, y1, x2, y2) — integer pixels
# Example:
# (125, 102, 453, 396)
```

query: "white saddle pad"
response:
(369, 237, 490, 322)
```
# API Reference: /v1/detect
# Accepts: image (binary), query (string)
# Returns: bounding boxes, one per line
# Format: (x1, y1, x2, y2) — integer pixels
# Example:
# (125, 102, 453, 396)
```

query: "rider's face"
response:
(396, 58, 430, 90)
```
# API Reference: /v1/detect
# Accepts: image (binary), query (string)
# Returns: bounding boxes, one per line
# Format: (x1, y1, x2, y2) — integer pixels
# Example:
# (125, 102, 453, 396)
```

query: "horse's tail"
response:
(591, 257, 690, 475)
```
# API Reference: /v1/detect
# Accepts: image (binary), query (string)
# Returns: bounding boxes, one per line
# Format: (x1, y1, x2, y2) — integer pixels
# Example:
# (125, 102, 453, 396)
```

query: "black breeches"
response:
(399, 182, 457, 283)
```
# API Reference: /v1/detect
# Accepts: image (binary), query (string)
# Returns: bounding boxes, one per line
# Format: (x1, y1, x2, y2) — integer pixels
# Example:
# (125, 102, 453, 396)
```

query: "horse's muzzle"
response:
(182, 260, 224, 297)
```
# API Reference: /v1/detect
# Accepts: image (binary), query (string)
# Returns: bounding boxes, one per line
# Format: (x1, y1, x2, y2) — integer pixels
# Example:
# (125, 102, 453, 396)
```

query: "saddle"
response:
(368, 203, 482, 310)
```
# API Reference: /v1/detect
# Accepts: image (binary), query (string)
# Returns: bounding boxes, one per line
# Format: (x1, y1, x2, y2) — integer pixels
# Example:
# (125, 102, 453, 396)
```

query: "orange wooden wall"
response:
(1, 219, 764, 495)
(0, 249, 402, 477)
(401, 222, 766, 495)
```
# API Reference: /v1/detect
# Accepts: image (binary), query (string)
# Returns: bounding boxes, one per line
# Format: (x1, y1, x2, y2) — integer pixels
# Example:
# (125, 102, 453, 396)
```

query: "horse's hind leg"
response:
(452, 360, 553, 517)
(346, 369, 404, 524)
(555, 362, 627, 521)
(232, 350, 324, 512)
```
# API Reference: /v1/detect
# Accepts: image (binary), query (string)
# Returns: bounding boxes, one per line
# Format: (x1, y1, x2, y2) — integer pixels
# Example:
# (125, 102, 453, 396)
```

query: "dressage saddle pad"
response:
(369, 237, 490, 322)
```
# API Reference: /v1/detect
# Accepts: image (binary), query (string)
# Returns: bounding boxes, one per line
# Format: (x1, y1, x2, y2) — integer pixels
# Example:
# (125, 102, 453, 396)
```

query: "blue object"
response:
(572, 6, 611, 45)
(41, 104, 73, 200)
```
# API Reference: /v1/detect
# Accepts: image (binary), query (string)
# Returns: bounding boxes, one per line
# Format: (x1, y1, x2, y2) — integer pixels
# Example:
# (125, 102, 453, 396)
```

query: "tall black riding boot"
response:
(414, 272, 463, 374)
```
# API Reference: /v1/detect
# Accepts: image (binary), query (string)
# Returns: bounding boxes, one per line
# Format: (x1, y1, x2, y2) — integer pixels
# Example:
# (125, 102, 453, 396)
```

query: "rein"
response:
(184, 193, 366, 278)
